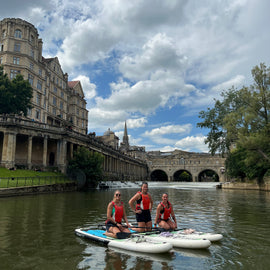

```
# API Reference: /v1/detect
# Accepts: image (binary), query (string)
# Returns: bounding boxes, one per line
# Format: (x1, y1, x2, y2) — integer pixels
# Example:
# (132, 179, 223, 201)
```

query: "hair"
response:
(140, 181, 148, 191)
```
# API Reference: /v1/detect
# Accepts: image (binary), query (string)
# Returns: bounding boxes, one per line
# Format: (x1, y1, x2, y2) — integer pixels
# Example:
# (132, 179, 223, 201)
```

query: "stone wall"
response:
(0, 182, 77, 197)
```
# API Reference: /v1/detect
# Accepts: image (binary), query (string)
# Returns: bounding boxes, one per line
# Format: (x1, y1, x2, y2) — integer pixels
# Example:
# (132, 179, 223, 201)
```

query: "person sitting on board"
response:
(154, 193, 177, 230)
(105, 190, 131, 238)
(129, 182, 153, 232)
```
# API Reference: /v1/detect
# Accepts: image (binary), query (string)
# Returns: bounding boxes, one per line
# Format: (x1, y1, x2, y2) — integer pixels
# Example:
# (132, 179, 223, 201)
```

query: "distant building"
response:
(119, 121, 129, 153)
(96, 128, 119, 150)
(0, 18, 88, 134)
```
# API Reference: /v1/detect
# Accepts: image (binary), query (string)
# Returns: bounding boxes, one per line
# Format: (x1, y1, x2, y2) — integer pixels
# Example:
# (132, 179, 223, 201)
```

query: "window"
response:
(61, 91, 64, 98)
(28, 74, 34, 86)
(54, 86, 57, 94)
(37, 80, 42, 90)
(35, 109, 41, 119)
(0, 43, 3, 51)
(43, 101, 46, 108)
(53, 96, 57, 105)
(30, 49, 34, 58)
(52, 108, 56, 115)
(13, 57, 20, 65)
(44, 88, 47, 95)
(14, 43, 20, 52)
(14, 29, 22, 38)
(60, 101, 63, 110)
(10, 70, 20, 79)
(30, 34, 34, 44)
(77, 108, 79, 115)
(39, 69, 42, 76)
(0, 56, 2, 64)
(36, 93, 41, 105)
(27, 108, 32, 117)
(2, 30, 6, 38)
(30, 62, 34, 70)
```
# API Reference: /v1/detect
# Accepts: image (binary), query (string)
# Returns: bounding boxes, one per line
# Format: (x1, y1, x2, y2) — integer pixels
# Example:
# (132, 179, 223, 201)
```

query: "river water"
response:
(0, 182, 270, 270)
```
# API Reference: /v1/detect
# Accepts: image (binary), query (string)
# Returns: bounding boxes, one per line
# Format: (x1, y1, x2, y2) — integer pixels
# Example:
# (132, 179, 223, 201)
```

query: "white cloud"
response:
(72, 75, 97, 100)
(175, 136, 209, 153)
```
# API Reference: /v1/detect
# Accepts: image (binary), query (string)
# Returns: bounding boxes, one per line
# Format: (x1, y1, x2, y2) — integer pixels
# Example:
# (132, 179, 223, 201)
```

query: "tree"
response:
(0, 66, 33, 115)
(68, 147, 104, 188)
(197, 63, 270, 182)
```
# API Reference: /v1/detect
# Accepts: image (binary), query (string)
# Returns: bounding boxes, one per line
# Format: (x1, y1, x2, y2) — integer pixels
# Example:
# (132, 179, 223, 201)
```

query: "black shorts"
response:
(106, 221, 119, 231)
(136, 209, 152, 223)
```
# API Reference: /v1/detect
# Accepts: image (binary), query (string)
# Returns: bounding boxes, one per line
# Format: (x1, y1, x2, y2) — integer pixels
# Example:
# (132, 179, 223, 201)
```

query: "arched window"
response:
(14, 29, 22, 38)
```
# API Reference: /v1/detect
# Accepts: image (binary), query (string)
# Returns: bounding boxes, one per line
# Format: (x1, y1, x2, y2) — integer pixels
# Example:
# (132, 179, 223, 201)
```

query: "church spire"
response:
(120, 121, 129, 153)
(123, 121, 129, 145)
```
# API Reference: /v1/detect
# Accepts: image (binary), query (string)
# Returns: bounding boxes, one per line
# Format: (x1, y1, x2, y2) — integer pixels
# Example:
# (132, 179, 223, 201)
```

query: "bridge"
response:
(146, 150, 226, 182)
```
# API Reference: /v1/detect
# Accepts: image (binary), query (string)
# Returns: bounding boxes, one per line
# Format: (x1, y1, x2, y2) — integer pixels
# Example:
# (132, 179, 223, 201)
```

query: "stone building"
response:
(0, 18, 88, 134)
(96, 128, 119, 150)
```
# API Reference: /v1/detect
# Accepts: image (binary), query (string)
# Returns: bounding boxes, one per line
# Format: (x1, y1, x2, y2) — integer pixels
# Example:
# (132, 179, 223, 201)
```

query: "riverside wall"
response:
(221, 178, 270, 192)
(0, 182, 78, 197)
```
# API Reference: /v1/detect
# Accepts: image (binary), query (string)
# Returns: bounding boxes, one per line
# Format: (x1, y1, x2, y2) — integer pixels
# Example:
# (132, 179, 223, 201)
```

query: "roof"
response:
(68, 81, 80, 88)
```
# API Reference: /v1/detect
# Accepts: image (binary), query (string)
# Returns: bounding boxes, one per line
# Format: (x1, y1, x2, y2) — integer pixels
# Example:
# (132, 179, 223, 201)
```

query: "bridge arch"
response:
(198, 169, 219, 182)
(173, 170, 192, 182)
(150, 170, 168, 181)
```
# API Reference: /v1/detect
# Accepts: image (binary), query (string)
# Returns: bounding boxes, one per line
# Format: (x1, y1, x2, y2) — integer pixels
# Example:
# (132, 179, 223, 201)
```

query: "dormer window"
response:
(14, 29, 22, 38)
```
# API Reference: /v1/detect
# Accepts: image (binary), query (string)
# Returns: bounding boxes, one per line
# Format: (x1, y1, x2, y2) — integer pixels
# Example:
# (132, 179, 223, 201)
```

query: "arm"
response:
(129, 193, 140, 213)
(122, 207, 130, 227)
(154, 204, 162, 227)
(149, 194, 153, 211)
(171, 205, 177, 227)
(106, 202, 116, 225)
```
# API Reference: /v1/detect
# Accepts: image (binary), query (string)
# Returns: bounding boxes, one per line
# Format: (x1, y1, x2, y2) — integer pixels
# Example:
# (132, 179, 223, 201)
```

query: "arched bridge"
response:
(146, 150, 226, 182)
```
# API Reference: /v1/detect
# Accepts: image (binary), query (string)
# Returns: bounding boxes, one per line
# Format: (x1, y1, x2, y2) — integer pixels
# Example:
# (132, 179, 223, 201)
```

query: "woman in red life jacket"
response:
(105, 190, 131, 238)
(154, 193, 177, 230)
(129, 182, 153, 232)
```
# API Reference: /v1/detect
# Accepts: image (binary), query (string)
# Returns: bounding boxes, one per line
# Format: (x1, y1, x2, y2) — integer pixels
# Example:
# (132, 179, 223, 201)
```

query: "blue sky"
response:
(1, 0, 270, 152)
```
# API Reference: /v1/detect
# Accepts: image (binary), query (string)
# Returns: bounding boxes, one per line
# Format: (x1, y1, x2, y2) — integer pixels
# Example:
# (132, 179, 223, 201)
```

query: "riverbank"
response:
(221, 178, 270, 192)
(0, 182, 77, 197)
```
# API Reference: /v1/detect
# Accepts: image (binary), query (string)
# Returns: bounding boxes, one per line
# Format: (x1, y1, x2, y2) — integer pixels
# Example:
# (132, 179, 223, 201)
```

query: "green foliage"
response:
(198, 63, 270, 182)
(0, 65, 33, 115)
(68, 147, 104, 188)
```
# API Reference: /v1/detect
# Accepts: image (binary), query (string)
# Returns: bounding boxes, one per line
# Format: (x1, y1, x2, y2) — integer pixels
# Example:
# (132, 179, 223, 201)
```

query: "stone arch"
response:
(150, 170, 168, 181)
(173, 170, 192, 182)
(198, 169, 219, 182)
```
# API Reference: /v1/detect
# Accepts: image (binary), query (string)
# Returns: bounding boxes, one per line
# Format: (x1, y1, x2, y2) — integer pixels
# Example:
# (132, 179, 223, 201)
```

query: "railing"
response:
(0, 176, 72, 188)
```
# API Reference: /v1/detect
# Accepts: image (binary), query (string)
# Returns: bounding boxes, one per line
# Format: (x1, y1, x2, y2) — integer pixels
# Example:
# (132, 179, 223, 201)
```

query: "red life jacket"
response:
(159, 201, 172, 220)
(136, 191, 151, 210)
(111, 201, 124, 223)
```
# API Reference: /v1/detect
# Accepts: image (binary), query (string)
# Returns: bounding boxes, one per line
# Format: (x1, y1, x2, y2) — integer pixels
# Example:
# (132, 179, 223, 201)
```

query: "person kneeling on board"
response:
(154, 193, 177, 230)
(105, 190, 131, 238)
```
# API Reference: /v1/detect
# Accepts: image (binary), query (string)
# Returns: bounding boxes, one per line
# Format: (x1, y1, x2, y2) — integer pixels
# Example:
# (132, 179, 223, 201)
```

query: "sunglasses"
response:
(115, 194, 121, 197)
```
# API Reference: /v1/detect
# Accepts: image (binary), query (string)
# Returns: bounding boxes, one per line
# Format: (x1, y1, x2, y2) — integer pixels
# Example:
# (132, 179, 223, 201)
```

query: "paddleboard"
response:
(174, 230, 223, 242)
(75, 228, 173, 254)
(137, 231, 211, 249)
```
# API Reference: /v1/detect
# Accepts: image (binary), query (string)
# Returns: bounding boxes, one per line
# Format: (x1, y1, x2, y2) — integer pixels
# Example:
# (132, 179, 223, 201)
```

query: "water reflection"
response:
(1, 184, 270, 269)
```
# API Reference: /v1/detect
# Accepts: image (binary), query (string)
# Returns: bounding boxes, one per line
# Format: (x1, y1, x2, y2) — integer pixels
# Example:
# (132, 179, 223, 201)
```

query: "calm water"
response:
(0, 183, 270, 270)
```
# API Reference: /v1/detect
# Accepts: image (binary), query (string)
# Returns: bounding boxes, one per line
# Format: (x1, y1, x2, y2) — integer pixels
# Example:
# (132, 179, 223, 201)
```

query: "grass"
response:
(0, 167, 72, 188)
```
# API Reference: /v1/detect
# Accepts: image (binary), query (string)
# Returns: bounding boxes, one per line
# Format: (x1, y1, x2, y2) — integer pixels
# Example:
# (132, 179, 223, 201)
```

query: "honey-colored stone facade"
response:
(0, 18, 88, 134)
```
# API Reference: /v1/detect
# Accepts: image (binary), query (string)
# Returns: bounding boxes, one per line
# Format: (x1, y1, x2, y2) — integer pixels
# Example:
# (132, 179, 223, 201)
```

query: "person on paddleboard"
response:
(154, 193, 177, 230)
(129, 182, 153, 232)
(105, 190, 131, 238)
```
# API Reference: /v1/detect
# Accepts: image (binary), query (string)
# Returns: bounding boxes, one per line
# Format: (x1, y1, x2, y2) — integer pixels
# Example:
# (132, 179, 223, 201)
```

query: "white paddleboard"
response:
(174, 230, 223, 242)
(75, 228, 173, 254)
(140, 232, 211, 249)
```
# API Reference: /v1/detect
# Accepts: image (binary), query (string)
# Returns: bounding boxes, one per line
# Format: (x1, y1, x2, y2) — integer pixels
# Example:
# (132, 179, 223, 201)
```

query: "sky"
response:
(1, 0, 270, 153)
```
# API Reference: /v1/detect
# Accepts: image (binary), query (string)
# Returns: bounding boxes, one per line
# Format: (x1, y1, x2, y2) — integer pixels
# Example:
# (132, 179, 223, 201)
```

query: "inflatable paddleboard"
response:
(174, 230, 223, 242)
(75, 228, 173, 254)
(140, 232, 211, 249)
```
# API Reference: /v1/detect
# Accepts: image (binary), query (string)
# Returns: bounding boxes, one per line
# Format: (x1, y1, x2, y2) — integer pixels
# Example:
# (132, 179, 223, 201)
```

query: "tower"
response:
(120, 121, 129, 153)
